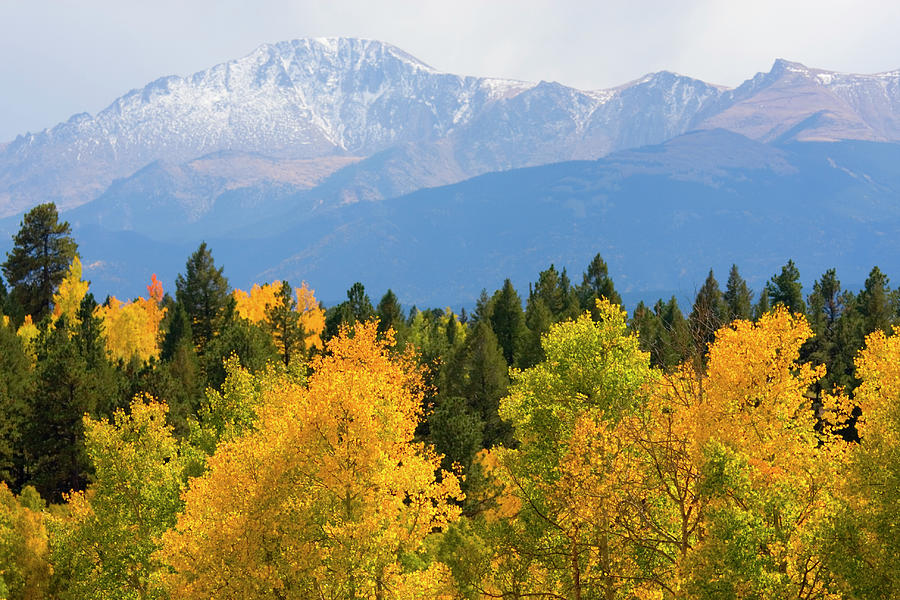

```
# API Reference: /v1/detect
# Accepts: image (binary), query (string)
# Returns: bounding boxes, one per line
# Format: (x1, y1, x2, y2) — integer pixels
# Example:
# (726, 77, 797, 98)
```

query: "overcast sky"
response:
(2, 0, 900, 141)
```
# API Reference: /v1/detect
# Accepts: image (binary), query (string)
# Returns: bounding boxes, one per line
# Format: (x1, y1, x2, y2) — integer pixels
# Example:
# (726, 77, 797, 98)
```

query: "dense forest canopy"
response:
(1, 203, 899, 599)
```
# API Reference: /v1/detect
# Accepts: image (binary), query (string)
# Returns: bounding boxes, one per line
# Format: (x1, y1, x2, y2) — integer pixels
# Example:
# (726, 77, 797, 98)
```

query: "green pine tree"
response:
(652, 296, 692, 369)
(689, 269, 728, 359)
(766, 259, 806, 314)
(175, 242, 231, 354)
(266, 280, 307, 367)
(2, 203, 78, 321)
(203, 318, 277, 389)
(442, 319, 511, 449)
(324, 282, 375, 340)
(0, 319, 33, 488)
(804, 269, 844, 393)
(26, 317, 115, 501)
(522, 295, 553, 368)
(724, 264, 753, 321)
(376, 289, 404, 336)
(577, 252, 622, 313)
(489, 279, 527, 367)
(858, 266, 895, 334)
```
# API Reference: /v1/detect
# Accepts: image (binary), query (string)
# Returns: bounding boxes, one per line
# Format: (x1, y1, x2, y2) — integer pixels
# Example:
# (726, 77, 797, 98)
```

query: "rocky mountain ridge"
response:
(5, 38, 898, 219)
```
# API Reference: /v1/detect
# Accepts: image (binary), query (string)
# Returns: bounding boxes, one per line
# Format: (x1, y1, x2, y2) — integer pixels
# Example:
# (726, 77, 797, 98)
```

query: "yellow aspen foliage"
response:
(233, 282, 280, 324)
(680, 307, 848, 599)
(48, 398, 185, 600)
(460, 300, 657, 600)
(295, 281, 325, 351)
(0, 484, 50, 600)
(158, 321, 462, 599)
(233, 280, 325, 351)
(51, 256, 89, 326)
(96, 275, 166, 363)
(15, 316, 39, 362)
(822, 327, 900, 597)
(854, 327, 900, 444)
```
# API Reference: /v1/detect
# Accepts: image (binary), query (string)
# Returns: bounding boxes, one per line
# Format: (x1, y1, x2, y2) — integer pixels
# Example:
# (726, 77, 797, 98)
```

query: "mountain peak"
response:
(258, 37, 440, 74)
(771, 58, 813, 76)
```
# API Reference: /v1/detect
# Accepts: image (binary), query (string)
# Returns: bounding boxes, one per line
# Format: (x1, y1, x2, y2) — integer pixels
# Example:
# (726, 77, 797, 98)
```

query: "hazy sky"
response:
(2, 0, 900, 141)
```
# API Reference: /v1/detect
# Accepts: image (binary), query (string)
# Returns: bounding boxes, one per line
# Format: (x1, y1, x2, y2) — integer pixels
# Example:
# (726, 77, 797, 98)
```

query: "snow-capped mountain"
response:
(1, 38, 900, 220)
(702, 59, 900, 142)
(0, 37, 720, 216)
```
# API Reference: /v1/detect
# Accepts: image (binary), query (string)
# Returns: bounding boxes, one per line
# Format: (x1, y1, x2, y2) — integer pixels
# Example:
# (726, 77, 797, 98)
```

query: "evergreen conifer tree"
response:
(653, 296, 692, 369)
(804, 269, 844, 392)
(2, 203, 78, 321)
(522, 296, 553, 368)
(490, 279, 527, 367)
(346, 282, 374, 322)
(858, 266, 895, 334)
(0, 320, 32, 488)
(766, 259, 806, 314)
(376, 289, 404, 335)
(202, 318, 276, 389)
(472, 289, 493, 323)
(531, 265, 566, 318)
(161, 301, 193, 363)
(324, 282, 375, 340)
(175, 242, 231, 354)
(689, 270, 728, 358)
(265, 281, 306, 367)
(26, 319, 97, 500)
(724, 264, 753, 321)
(443, 319, 510, 449)
(577, 252, 622, 311)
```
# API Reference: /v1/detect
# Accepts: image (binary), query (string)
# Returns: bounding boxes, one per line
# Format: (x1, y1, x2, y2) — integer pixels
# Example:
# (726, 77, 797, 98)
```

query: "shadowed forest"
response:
(1, 203, 899, 599)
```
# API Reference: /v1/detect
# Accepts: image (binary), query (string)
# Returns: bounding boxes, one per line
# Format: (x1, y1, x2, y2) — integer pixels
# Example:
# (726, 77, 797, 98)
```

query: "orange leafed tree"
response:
(96, 274, 166, 363)
(158, 321, 461, 599)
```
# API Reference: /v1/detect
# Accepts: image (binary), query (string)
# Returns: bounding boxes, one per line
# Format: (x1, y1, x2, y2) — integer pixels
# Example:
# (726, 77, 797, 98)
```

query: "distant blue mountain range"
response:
(4, 129, 896, 310)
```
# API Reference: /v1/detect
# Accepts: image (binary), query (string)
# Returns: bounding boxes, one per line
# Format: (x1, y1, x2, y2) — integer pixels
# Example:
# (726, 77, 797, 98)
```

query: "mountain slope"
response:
(698, 59, 900, 142)
(240, 131, 900, 306)
(16, 131, 898, 307)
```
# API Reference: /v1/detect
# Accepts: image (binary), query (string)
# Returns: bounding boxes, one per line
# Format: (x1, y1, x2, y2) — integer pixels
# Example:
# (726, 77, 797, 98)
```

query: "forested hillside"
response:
(1, 203, 899, 599)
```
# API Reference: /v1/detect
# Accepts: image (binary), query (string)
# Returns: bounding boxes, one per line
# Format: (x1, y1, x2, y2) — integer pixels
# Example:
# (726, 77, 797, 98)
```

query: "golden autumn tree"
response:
(96, 275, 166, 363)
(51, 256, 89, 327)
(15, 316, 39, 362)
(295, 281, 325, 351)
(233, 280, 325, 353)
(447, 300, 657, 600)
(679, 308, 849, 600)
(0, 484, 50, 600)
(48, 398, 185, 600)
(822, 327, 900, 598)
(158, 321, 462, 599)
(233, 282, 280, 324)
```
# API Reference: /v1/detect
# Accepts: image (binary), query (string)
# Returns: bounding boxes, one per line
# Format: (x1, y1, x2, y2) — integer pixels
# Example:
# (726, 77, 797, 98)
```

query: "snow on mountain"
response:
(698, 59, 900, 142)
(1, 40, 899, 220)
(0, 38, 534, 215)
